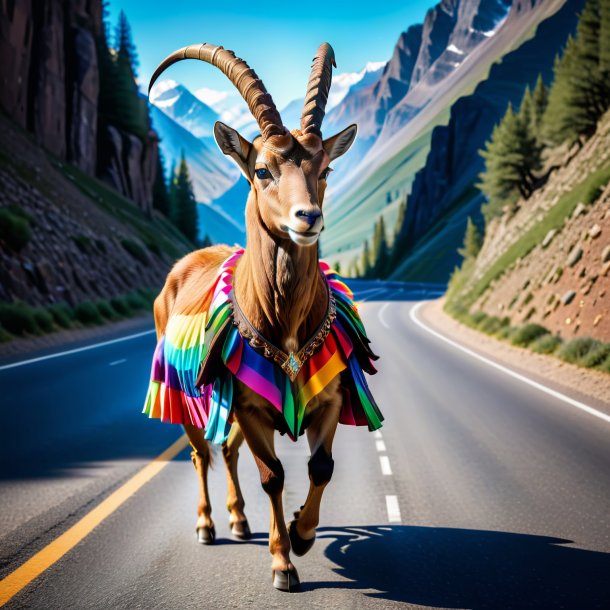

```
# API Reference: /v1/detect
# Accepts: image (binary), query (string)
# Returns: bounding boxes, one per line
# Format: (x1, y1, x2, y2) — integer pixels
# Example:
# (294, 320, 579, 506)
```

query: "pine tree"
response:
(477, 102, 536, 220)
(458, 217, 483, 259)
(170, 152, 198, 242)
(531, 74, 548, 134)
(360, 240, 372, 278)
(542, 0, 610, 146)
(113, 11, 149, 139)
(153, 148, 171, 216)
(602, 0, 610, 73)
(517, 88, 543, 187)
(371, 216, 389, 278)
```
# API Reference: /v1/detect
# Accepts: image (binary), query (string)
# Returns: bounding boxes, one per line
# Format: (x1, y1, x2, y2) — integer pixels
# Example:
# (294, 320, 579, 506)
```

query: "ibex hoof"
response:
(231, 519, 252, 540)
(196, 525, 216, 545)
(272, 567, 300, 592)
(288, 519, 315, 557)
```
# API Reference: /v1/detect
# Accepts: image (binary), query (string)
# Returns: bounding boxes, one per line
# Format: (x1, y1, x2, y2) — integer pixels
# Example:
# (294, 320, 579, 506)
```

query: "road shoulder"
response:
(419, 296, 610, 409)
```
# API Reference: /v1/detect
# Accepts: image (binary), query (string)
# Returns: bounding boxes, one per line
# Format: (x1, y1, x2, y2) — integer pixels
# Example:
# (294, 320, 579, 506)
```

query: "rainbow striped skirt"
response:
(143, 249, 383, 444)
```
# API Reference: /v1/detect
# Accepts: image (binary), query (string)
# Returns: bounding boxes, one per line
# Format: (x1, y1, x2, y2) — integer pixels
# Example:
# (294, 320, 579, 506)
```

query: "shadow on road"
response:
(304, 525, 610, 609)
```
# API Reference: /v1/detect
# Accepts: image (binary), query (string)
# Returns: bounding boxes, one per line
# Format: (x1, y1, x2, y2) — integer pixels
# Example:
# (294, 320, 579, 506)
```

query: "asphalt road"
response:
(1, 281, 609, 609)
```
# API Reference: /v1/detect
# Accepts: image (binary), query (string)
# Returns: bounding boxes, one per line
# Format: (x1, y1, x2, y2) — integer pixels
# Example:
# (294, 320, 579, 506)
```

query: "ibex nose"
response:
(295, 208, 322, 227)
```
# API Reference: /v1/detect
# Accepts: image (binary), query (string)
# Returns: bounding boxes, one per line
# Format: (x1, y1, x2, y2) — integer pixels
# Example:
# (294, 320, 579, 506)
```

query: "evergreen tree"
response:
(531, 74, 548, 134)
(371, 216, 389, 278)
(477, 101, 538, 220)
(542, 0, 610, 145)
(96, 1, 119, 128)
(170, 152, 198, 242)
(113, 11, 149, 139)
(360, 240, 372, 278)
(517, 88, 543, 185)
(458, 216, 483, 260)
(153, 149, 171, 216)
(602, 0, 610, 73)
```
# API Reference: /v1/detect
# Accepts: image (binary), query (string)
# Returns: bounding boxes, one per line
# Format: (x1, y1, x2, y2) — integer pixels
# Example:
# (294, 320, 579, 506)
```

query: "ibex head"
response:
(149, 43, 357, 247)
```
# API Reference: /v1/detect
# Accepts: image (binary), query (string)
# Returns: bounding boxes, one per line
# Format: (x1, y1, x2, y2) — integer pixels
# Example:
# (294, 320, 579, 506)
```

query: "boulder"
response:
(567, 245, 583, 267)
(541, 228, 557, 248)
(561, 290, 576, 305)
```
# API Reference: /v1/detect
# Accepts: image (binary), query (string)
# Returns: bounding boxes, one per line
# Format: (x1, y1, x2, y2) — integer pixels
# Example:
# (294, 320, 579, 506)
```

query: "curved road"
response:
(1, 283, 609, 609)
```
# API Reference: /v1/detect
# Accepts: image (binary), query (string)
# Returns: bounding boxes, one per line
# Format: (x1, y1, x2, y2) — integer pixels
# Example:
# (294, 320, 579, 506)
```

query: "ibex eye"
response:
(255, 168, 271, 180)
(320, 167, 333, 180)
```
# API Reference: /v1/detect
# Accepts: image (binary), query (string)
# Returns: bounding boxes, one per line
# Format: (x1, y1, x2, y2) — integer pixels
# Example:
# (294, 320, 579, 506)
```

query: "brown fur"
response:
(154, 125, 357, 580)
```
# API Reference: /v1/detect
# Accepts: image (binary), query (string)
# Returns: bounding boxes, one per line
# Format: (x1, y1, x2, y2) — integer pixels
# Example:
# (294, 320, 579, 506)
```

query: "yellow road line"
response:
(0, 434, 189, 607)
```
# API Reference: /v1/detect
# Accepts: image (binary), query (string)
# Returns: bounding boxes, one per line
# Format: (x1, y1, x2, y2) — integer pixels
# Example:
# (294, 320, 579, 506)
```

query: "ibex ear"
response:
(213, 121, 252, 179)
(323, 124, 357, 161)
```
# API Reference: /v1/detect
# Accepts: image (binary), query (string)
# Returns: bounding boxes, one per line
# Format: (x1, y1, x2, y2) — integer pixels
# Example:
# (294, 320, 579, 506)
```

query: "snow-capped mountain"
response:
(150, 80, 219, 138)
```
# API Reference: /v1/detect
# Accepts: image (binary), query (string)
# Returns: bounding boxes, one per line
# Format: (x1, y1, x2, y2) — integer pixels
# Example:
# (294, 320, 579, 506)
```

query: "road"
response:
(1, 281, 609, 609)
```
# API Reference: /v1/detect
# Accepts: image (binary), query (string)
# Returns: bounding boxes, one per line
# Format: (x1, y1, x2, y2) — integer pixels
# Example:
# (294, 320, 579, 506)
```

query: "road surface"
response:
(1, 281, 609, 609)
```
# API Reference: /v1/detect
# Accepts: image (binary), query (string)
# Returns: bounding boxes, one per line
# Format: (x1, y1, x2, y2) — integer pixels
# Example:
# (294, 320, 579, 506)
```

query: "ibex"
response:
(143, 42, 383, 591)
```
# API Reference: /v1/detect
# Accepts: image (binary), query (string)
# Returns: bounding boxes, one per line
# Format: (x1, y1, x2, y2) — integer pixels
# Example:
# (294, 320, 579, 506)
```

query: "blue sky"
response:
(106, 0, 438, 109)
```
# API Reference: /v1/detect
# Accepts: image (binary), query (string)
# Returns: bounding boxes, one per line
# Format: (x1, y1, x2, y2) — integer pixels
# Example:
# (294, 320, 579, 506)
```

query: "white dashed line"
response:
(385, 495, 402, 523)
(0, 329, 155, 371)
(374, 430, 383, 439)
(410, 302, 610, 426)
(375, 440, 387, 452)
(109, 359, 127, 366)
(379, 455, 392, 476)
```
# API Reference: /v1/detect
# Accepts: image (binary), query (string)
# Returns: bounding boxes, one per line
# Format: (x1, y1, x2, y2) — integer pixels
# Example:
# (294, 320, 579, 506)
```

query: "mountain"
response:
(150, 80, 219, 138)
(320, 0, 569, 268)
(390, 0, 586, 283)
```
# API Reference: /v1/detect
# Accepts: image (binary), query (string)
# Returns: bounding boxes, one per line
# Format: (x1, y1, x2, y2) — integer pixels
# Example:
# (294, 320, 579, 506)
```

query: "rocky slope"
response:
(453, 109, 610, 342)
(390, 0, 585, 282)
(0, 0, 158, 213)
(0, 114, 190, 307)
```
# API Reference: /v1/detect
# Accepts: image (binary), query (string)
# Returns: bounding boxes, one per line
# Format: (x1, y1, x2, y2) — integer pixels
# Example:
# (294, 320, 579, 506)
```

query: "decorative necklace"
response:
(142, 249, 383, 444)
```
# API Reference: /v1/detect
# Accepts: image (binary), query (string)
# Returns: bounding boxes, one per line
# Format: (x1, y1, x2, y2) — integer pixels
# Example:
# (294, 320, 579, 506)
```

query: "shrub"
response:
(75, 301, 103, 325)
(110, 297, 132, 317)
(33, 308, 54, 333)
(510, 323, 550, 347)
(96, 300, 120, 321)
(471, 311, 488, 327)
(579, 343, 610, 368)
(126, 291, 147, 311)
(0, 325, 12, 342)
(0, 208, 31, 251)
(557, 337, 601, 364)
(530, 333, 563, 354)
(72, 235, 92, 252)
(478, 315, 509, 335)
(47, 303, 74, 328)
(121, 238, 148, 264)
(598, 355, 610, 374)
(0, 302, 38, 335)
(495, 325, 514, 340)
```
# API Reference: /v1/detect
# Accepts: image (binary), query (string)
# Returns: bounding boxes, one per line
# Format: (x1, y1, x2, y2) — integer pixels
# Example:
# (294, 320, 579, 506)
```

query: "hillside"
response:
(0, 113, 191, 309)
(446, 108, 610, 342)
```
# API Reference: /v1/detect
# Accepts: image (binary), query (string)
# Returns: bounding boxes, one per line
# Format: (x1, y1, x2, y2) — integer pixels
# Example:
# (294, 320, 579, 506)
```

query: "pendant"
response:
(281, 351, 303, 382)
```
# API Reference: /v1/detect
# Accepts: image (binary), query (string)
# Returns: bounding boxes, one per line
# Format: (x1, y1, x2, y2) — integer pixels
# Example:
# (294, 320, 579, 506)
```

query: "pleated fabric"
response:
(143, 249, 383, 443)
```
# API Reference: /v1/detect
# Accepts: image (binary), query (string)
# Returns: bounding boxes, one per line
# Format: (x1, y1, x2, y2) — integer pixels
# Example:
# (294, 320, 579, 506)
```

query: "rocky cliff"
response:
(0, 0, 157, 212)
(391, 0, 584, 280)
